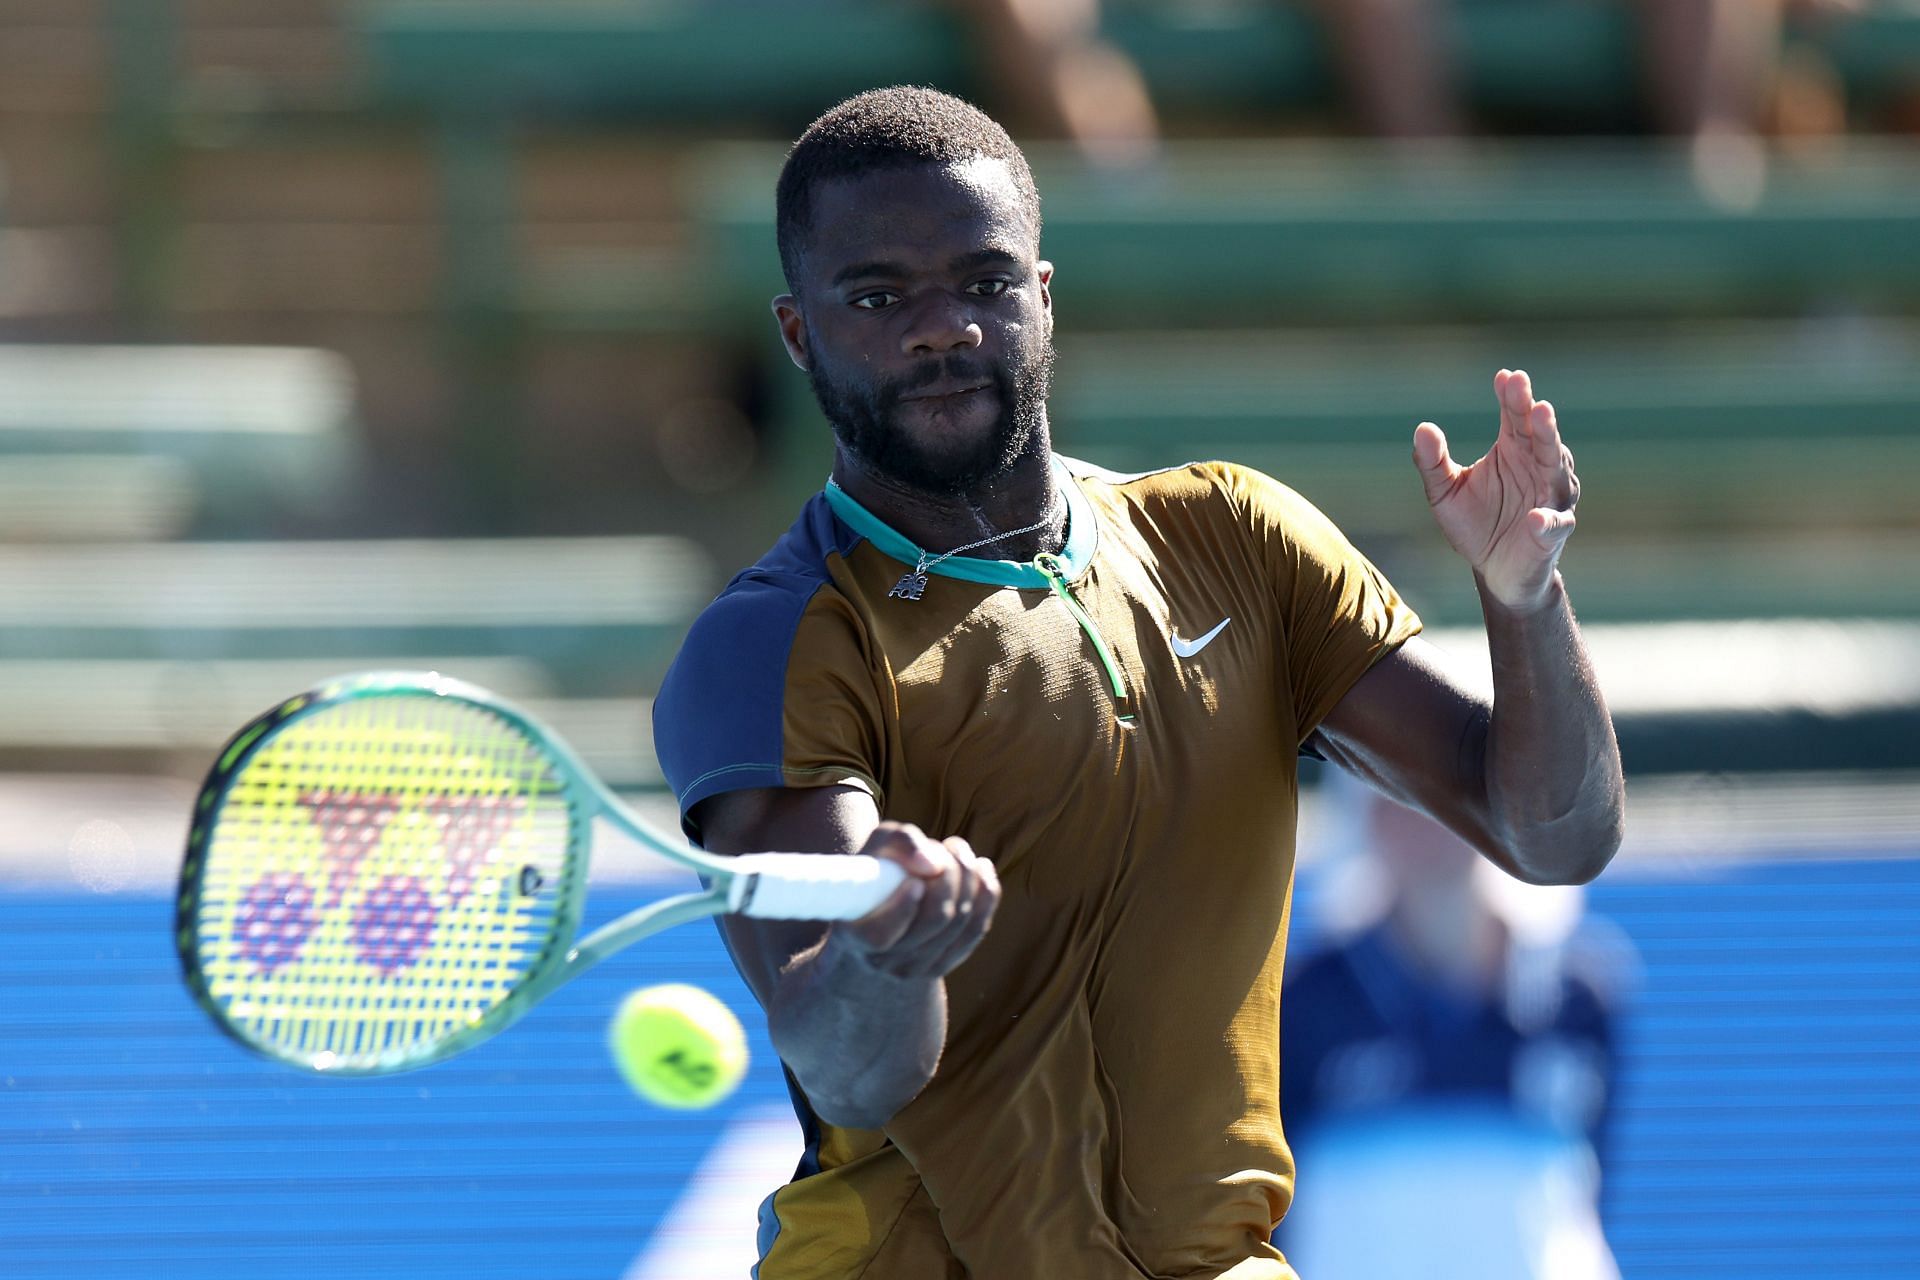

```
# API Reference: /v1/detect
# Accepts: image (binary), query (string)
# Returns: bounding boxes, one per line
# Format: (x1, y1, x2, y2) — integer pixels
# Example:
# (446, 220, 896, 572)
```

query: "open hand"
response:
(1413, 369, 1580, 613)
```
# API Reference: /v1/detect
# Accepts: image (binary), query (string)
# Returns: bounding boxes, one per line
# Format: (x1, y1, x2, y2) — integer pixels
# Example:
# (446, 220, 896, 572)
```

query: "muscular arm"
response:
(694, 784, 1000, 1129)
(1311, 584, 1624, 885)
(1313, 369, 1625, 885)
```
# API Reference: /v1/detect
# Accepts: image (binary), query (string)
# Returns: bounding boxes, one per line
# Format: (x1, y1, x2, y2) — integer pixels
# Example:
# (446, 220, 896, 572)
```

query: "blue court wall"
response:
(4, 855, 1918, 1278)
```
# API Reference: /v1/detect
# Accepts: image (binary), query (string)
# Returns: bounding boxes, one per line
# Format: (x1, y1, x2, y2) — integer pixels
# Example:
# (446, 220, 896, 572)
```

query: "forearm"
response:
(1479, 571, 1625, 883)
(768, 927, 947, 1130)
(699, 792, 996, 1129)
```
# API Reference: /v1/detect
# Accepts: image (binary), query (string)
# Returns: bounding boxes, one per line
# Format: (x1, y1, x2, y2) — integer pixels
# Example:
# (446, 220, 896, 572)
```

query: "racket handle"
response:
(727, 853, 908, 921)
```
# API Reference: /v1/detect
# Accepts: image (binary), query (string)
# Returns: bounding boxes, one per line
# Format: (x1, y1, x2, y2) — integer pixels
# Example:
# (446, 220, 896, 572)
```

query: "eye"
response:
(851, 291, 899, 311)
(967, 279, 1012, 298)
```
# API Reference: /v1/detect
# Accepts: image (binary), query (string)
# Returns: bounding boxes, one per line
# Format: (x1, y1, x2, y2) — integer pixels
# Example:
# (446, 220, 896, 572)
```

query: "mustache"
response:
(884, 355, 1001, 399)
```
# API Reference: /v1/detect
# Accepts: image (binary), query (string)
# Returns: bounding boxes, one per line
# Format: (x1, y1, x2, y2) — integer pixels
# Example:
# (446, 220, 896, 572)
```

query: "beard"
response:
(807, 333, 1056, 499)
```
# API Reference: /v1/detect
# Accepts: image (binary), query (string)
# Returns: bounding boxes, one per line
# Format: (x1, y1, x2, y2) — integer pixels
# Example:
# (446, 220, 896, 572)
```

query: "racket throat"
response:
(562, 887, 733, 977)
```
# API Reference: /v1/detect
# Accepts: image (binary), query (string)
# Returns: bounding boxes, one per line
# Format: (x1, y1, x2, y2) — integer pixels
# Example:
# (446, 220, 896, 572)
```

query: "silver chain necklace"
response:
(888, 500, 1060, 602)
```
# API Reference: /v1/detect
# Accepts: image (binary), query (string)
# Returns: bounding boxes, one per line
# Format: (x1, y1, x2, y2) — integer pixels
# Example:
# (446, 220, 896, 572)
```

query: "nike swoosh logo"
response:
(1171, 617, 1231, 658)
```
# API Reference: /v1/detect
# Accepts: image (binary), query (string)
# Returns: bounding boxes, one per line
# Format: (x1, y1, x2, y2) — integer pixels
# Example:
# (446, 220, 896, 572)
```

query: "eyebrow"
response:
(829, 248, 1023, 290)
(830, 260, 908, 289)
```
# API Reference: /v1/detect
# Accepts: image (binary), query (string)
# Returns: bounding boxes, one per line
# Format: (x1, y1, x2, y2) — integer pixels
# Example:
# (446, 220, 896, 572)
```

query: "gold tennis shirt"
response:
(653, 456, 1421, 1278)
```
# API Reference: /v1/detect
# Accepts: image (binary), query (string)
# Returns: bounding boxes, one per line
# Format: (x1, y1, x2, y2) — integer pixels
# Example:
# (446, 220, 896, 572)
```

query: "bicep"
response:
(1309, 636, 1502, 858)
(690, 783, 882, 1011)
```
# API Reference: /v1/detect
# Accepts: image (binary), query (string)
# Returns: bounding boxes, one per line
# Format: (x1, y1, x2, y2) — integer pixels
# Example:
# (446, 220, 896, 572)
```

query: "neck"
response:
(829, 441, 1066, 563)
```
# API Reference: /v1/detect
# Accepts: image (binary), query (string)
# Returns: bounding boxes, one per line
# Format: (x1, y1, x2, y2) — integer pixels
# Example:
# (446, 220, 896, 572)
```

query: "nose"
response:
(901, 295, 984, 356)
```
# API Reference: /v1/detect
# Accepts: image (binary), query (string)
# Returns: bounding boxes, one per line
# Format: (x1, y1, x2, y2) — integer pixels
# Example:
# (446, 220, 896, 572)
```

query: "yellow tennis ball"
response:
(608, 984, 748, 1109)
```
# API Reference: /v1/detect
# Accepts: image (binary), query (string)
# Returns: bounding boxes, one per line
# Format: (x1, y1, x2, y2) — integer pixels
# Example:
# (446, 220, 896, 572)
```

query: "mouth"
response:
(902, 382, 992, 403)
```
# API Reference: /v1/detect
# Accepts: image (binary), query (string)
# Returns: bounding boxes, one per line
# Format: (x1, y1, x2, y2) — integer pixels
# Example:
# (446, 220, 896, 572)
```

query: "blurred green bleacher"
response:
(695, 141, 1920, 327)
(358, 1, 1920, 127)
(0, 344, 711, 783)
(1, 1, 1916, 785)
(0, 344, 356, 536)
(714, 137, 1920, 627)
(350, 0, 1920, 770)
(345, 5, 1920, 628)
(356, 4, 1920, 341)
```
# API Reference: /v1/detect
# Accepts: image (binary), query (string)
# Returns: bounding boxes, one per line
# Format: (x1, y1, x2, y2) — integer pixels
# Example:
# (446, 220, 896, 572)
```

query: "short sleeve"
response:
(1221, 465, 1422, 743)
(652, 574, 886, 844)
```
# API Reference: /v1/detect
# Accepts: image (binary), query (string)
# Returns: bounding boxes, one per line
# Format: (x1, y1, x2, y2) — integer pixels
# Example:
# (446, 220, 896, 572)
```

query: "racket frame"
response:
(176, 670, 742, 1075)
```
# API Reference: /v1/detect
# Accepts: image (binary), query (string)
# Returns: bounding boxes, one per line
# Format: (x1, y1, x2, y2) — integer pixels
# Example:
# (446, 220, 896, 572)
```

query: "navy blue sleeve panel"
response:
(653, 493, 869, 845)
(653, 570, 820, 842)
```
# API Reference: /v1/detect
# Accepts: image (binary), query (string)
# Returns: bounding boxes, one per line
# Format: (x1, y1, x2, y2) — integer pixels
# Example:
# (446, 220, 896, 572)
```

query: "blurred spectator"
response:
(719, 0, 1159, 165)
(962, 0, 1161, 166)
(1276, 774, 1636, 1280)
(1304, 0, 1466, 140)
(1301, 0, 1861, 196)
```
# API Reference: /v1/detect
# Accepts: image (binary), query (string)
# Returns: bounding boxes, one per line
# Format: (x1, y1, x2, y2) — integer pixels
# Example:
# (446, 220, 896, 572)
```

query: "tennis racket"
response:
(176, 670, 904, 1075)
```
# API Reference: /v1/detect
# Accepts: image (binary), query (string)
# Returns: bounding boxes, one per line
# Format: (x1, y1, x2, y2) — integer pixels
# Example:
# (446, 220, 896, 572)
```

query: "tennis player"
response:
(652, 87, 1625, 1279)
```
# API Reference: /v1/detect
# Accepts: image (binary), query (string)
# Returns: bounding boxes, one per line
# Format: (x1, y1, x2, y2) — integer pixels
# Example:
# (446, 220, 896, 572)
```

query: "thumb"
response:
(1528, 506, 1577, 550)
(866, 823, 946, 879)
(1412, 422, 1460, 504)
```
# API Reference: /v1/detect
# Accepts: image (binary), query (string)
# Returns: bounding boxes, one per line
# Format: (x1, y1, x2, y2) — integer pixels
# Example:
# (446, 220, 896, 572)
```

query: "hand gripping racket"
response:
(176, 671, 904, 1075)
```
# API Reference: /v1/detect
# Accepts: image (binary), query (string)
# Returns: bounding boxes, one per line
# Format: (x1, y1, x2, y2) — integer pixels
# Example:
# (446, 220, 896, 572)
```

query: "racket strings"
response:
(192, 696, 576, 1068)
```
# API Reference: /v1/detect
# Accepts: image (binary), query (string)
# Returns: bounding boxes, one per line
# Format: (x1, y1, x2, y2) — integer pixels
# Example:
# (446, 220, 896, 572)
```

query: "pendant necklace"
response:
(888, 499, 1060, 602)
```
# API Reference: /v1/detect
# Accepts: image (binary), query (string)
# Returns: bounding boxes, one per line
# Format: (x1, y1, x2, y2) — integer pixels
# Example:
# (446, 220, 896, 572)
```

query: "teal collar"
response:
(823, 455, 1097, 589)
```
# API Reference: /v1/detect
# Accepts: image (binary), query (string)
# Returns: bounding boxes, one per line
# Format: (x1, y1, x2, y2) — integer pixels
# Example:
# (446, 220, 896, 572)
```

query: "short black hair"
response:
(776, 86, 1042, 291)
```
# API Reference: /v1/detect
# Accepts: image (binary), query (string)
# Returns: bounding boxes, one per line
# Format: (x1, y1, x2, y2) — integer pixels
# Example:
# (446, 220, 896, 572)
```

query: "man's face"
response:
(777, 156, 1054, 498)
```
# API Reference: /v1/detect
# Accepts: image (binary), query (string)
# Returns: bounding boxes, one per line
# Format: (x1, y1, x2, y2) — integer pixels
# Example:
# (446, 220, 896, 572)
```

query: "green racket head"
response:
(176, 672, 593, 1074)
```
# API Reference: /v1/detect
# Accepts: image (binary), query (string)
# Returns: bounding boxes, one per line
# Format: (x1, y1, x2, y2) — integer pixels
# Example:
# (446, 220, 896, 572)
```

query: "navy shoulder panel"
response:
(652, 494, 860, 837)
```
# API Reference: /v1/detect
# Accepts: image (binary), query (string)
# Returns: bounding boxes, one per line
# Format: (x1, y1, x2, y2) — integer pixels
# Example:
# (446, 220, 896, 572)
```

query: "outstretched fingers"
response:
(1529, 398, 1564, 464)
(1528, 399, 1580, 510)
(1496, 368, 1535, 445)
(1500, 370, 1578, 510)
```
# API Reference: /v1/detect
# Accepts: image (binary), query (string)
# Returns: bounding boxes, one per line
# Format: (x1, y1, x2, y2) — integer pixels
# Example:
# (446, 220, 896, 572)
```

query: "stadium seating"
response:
(2, 1, 1912, 777)
(0, 338, 711, 780)
(0, 533, 709, 781)
(0, 656, 661, 786)
(1427, 619, 1920, 773)
(692, 141, 1920, 329)
(0, 345, 358, 536)
(0, 455, 196, 542)
(357, 2, 1920, 337)
(344, 18, 1920, 636)
(359, 2, 1920, 127)
(1038, 320, 1920, 530)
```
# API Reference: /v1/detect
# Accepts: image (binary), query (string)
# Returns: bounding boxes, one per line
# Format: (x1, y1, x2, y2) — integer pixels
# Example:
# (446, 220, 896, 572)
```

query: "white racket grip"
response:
(726, 853, 908, 921)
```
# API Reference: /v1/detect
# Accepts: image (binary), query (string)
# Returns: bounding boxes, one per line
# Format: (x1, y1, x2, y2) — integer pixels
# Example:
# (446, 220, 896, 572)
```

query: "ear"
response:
(772, 294, 810, 372)
(1036, 260, 1054, 332)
